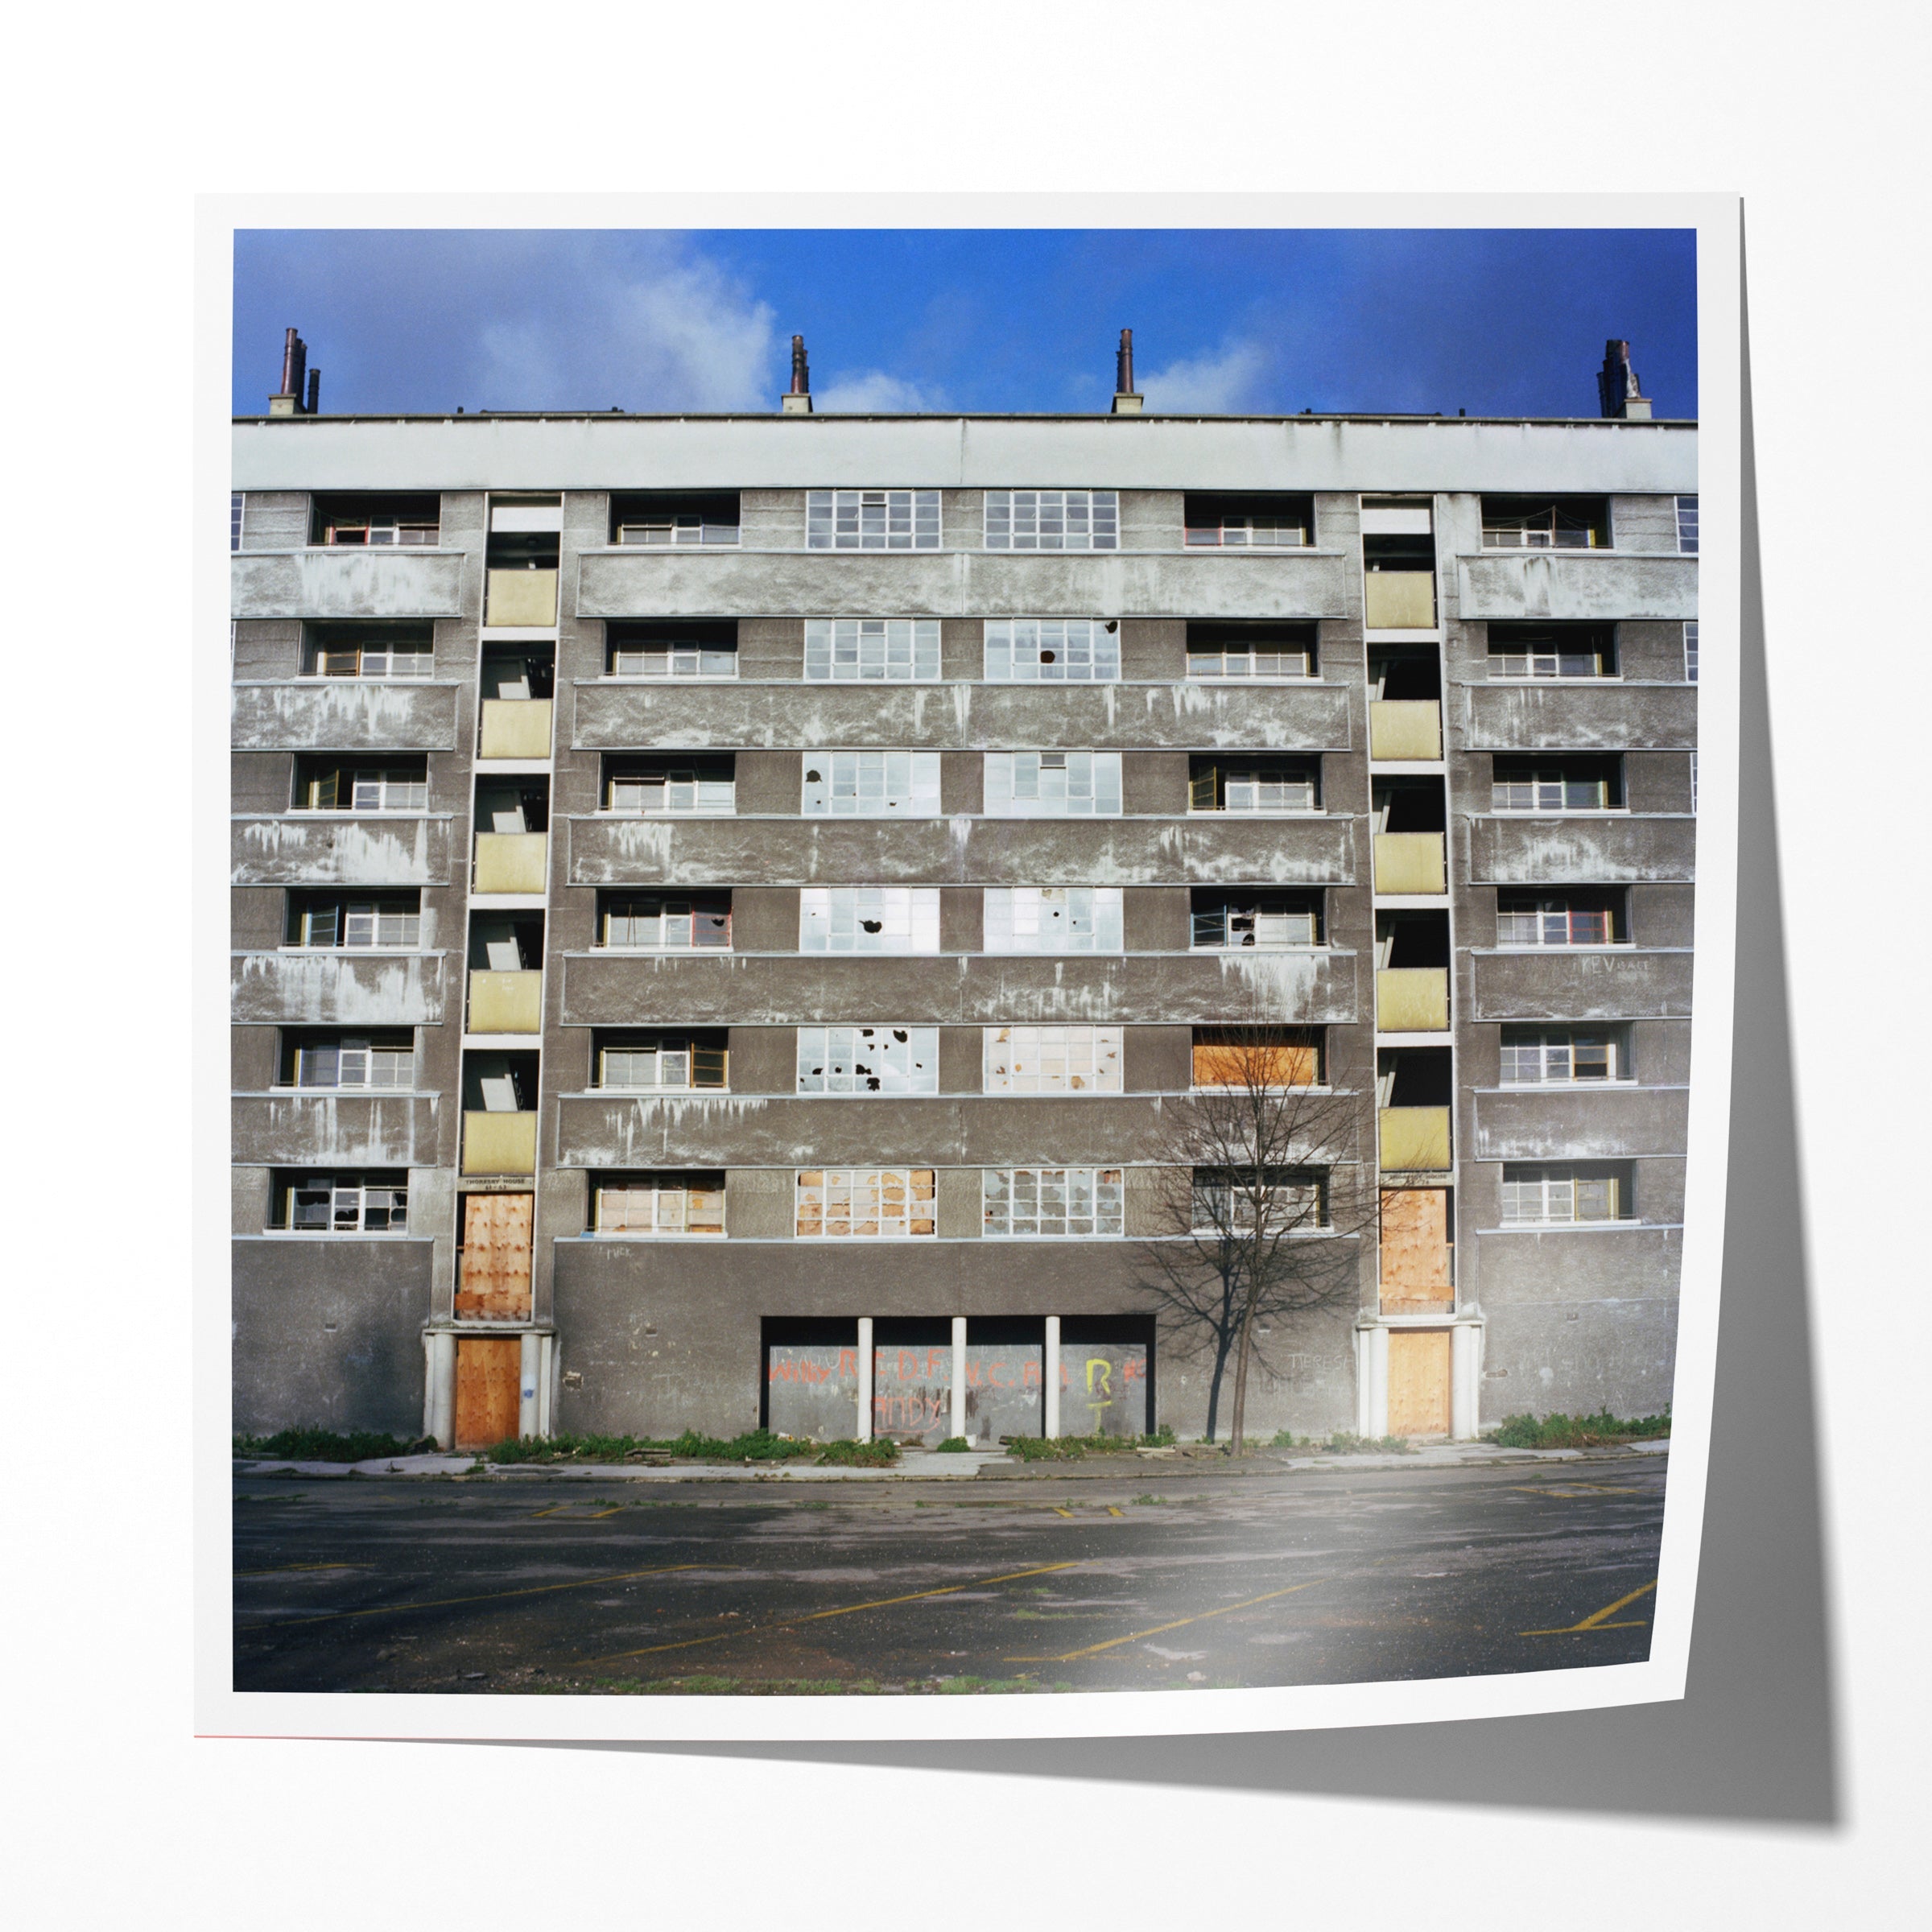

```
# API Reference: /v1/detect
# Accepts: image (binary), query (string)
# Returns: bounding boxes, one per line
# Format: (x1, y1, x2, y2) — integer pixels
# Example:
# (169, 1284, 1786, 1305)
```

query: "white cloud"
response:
(813, 369, 947, 414)
(1140, 339, 1269, 414)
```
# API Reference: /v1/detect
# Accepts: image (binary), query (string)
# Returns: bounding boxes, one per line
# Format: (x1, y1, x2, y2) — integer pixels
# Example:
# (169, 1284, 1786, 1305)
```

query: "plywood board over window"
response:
(455, 1193, 534, 1319)
(1380, 1187, 1453, 1314)
(454, 1336, 522, 1451)
(1387, 1328, 1451, 1438)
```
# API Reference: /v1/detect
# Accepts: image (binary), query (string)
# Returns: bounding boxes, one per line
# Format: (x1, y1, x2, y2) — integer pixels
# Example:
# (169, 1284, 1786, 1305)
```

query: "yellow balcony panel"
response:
(479, 698, 553, 760)
(469, 969, 543, 1034)
(1368, 700, 1443, 761)
(1364, 570, 1436, 630)
(485, 568, 558, 627)
(1373, 831, 1446, 895)
(473, 831, 548, 895)
(1376, 967, 1450, 1033)
(1380, 1105, 1452, 1172)
(462, 1109, 538, 1175)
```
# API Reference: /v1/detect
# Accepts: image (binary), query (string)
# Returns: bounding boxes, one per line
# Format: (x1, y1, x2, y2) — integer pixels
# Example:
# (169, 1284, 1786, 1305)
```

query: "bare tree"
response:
(1135, 1002, 1375, 1455)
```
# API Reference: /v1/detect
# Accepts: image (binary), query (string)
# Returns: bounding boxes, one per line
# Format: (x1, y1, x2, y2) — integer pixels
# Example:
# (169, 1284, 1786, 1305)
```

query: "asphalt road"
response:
(232, 1455, 1666, 1695)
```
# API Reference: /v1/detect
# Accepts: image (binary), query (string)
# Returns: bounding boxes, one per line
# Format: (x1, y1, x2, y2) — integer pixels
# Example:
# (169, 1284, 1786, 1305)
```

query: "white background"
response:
(7, 2, 1926, 1923)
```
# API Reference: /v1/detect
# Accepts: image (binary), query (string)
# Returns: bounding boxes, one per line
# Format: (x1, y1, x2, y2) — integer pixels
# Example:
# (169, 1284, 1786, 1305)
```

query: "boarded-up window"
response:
(1191, 1028, 1321, 1088)
(593, 1174, 725, 1236)
(795, 1169, 936, 1239)
(1379, 1187, 1453, 1313)
(455, 1193, 535, 1318)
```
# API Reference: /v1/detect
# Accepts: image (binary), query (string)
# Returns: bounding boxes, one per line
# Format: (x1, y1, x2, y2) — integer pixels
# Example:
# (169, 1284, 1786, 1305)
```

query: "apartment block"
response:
(230, 332, 1697, 1451)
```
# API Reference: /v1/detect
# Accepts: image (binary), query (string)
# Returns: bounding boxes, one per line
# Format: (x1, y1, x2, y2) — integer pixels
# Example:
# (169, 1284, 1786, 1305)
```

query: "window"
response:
(1189, 758, 1319, 814)
(983, 1167, 1124, 1237)
(1191, 1027, 1323, 1088)
(604, 758, 734, 815)
(608, 621, 737, 679)
(984, 887, 1123, 954)
(313, 494, 440, 547)
(800, 887, 941, 953)
(305, 634, 436, 679)
(1186, 638, 1314, 679)
(1499, 1026, 1629, 1085)
(984, 619, 1120, 683)
(984, 1026, 1123, 1093)
(984, 489, 1118, 551)
(1486, 625, 1616, 680)
(286, 1034, 415, 1091)
(1183, 493, 1313, 548)
(1676, 495, 1699, 555)
(286, 894, 422, 950)
(275, 1171, 408, 1233)
(231, 493, 244, 552)
(1691, 751, 1698, 815)
(795, 1168, 935, 1238)
(802, 750, 941, 817)
(1684, 621, 1699, 684)
(1191, 1169, 1326, 1233)
(803, 618, 940, 683)
(797, 1026, 939, 1094)
(592, 1173, 725, 1235)
(807, 489, 940, 550)
(598, 892, 731, 950)
(1495, 892, 1626, 947)
(596, 1033, 728, 1092)
(1191, 891, 1323, 949)
(1490, 758, 1621, 812)
(1480, 496, 1611, 550)
(611, 492, 739, 547)
(298, 762, 428, 812)
(985, 751, 1121, 816)
(1500, 1162, 1634, 1225)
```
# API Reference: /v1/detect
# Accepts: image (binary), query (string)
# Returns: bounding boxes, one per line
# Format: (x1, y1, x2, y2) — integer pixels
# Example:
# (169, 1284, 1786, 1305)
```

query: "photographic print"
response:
(207, 202, 1736, 1740)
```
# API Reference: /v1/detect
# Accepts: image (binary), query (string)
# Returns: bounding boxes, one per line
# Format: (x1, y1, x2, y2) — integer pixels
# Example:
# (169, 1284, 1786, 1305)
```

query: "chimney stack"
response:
(1111, 328, 1143, 415)
(782, 333, 813, 415)
(270, 328, 318, 416)
(1596, 339, 1652, 420)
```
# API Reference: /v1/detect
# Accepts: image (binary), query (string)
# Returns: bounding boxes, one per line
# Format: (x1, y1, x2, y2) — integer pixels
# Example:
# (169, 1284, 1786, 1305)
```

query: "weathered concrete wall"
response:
(231, 682, 459, 753)
(1455, 554, 1698, 622)
(229, 950, 451, 1026)
(1470, 1085, 1690, 1160)
(231, 550, 466, 619)
(231, 1094, 444, 1167)
(1459, 682, 1697, 752)
(1466, 815, 1697, 885)
(231, 815, 455, 887)
(1469, 950, 1693, 1020)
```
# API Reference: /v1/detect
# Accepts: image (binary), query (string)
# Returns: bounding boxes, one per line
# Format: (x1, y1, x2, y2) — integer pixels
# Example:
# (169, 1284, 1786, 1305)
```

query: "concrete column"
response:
(424, 1331, 456, 1450)
(536, 1332, 555, 1438)
(951, 1315, 968, 1442)
(1044, 1315, 1061, 1439)
(1355, 1323, 1389, 1439)
(856, 1316, 874, 1442)
(1450, 1321, 1483, 1440)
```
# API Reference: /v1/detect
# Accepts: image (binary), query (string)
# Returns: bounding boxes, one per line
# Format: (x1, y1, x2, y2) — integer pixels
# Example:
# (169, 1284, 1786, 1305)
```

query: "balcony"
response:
(1470, 815, 1696, 886)
(1379, 1105, 1451, 1172)
(1463, 682, 1699, 754)
(1455, 553, 1698, 623)
(231, 548, 464, 621)
(1368, 700, 1442, 761)
(1364, 572, 1435, 630)
(1471, 947, 1693, 1022)
(233, 1092, 439, 1167)
(1373, 832, 1446, 895)
(479, 699, 554, 760)
(485, 569, 559, 628)
(232, 950, 449, 1026)
(473, 832, 548, 895)
(468, 969, 543, 1034)
(462, 1110, 538, 1175)
(1472, 1085, 1689, 1162)
(231, 681, 457, 753)
(231, 815, 452, 888)
(1376, 967, 1449, 1033)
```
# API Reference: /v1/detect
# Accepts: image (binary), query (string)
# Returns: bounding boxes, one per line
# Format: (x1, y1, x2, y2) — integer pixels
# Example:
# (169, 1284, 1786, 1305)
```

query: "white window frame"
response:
(230, 493, 244, 552)
(1191, 896, 1320, 950)
(796, 1026, 939, 1096)
(598, 894, 732, 952)
(803, 618, 941, 683)
(1479, 502, 1608, 551)
(614, 512, 739, 548)
(1489, 765, 1618, 814)
(983, 489, 1119, 552)
(801, 750, 942, 818)
(1486, 640, 1616, 680)
(1499, 1163, 1633, 1226)
(799, 887, 941, 955)
(806, 489, 941, 551)
(308, 640, 436, 680)
(1497, 1026, 1631, 1087)
(982, 887, 1124, 955)
(282, 1171, 409, 1234)
(1495, 896, 1624, 949)
(984, 750, 1121, 817)
(1185, 642, 1314, 680)
(1190, 1170, 1326, 1234)
(1195, 762, 1319, 815)
(605, 764, 736, 815)
(597, 1035, 727, 1092)
(983, 1026, 1123, 1094)
(1684, 620, 1699, 684)
(795, 1168, 937, 1239)
(592, 1174, 726, 1235)
(982, 1167, 1125, 1238)
(291, 898, 423, 951)
(1675, 495, 1699, 555)
(291, 1037, 415, 1092)
(608, 640, 738, 679)
(983, 619, 1120, 683)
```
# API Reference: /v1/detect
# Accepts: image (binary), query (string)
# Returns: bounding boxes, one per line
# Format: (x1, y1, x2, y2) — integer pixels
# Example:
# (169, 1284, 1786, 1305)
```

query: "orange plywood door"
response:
(1380, 1187, 1454, 1314)
(454, 1337, 522, 1451)
(1192, 1038, 1319, 1088)
(456, 1193, 534, 1319)
(1387, 1329, 1452, 1439)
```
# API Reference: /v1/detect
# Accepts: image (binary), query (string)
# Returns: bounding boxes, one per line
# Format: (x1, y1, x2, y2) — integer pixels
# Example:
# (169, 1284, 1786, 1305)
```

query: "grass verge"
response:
(1486, 1409, 1671, 1450)
(233, 1429, 436, 1462)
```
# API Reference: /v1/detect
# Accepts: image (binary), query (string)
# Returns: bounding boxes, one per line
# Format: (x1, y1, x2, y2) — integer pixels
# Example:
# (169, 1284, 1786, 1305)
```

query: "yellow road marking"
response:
(1520, 1577, 1657, 1637)
(236, 1563, 704, 1631)
(1051, 1507, 1075, 1517)
(591, 1560, 1081, 1664)
(233, 1562, 366, 1579)
(1106, 1506, 1125, 1517)
(1006, 1578, 1327, 1663)
(530, 1505, 625, 1520)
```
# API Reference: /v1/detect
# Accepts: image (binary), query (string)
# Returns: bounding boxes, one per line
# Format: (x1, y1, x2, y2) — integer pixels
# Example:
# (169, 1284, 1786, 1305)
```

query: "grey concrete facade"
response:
(231, 409, 1696, 1447)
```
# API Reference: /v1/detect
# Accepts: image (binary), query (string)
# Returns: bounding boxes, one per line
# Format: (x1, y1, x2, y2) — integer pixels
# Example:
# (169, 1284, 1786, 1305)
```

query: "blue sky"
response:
(233, 228, 1696, 419)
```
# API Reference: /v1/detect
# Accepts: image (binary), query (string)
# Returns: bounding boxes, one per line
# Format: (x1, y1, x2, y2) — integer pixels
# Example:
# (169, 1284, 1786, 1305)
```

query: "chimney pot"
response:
(782, 333, 813, 413)
(1111, 326, 1143, 415)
